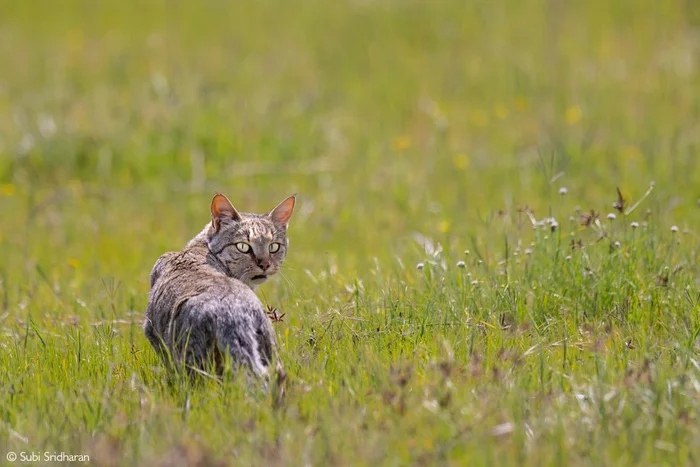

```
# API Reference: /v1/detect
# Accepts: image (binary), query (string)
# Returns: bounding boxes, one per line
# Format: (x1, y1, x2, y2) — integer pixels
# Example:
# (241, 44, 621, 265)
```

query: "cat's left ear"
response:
(269, 194, 296, 227)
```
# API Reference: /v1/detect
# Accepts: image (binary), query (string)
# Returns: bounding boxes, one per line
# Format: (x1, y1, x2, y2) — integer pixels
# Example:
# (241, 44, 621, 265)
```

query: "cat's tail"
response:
(211, 299, 277, 379)
(170, 292, 279, 381)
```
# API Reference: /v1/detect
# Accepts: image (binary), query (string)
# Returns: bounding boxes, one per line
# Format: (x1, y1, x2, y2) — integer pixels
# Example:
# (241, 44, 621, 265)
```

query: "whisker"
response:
(277, 271, 300, 298)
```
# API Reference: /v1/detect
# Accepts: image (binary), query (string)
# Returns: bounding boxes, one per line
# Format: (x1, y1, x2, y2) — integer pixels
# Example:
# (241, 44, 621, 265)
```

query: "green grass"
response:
(1, 0, 700, 465)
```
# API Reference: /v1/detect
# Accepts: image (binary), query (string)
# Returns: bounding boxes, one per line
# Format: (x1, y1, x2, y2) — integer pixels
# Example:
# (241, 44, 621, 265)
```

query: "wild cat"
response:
(144, 193, 295, 379)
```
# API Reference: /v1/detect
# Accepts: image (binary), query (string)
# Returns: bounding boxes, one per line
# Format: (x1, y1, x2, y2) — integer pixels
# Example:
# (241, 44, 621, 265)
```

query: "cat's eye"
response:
(269, 243, 282, 253)
(235, 242, 251, 253)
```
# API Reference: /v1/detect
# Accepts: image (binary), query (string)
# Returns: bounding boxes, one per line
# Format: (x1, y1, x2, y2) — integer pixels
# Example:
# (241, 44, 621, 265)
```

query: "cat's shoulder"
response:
(149, 251, 179, 288)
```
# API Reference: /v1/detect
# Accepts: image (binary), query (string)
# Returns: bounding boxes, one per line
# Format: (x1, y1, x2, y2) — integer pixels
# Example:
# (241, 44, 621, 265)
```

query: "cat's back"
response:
(148, 246, 264, 313)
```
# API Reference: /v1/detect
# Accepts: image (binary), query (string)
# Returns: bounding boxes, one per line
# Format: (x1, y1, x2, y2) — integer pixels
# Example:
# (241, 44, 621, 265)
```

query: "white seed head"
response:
(630, 222, 639, 229)
(559, 187, 568, 195)
(416, 262, 425, 270)
(607, 213, 616, 220)
(456, 261, 466, 268)
(464, 250, 470, 255)
(671, 225, 679, 233)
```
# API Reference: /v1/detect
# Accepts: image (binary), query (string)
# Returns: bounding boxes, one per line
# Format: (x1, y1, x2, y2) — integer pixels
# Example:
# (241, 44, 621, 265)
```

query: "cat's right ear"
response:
(269, 194, 296, 227)
(211, 193, 241, 232)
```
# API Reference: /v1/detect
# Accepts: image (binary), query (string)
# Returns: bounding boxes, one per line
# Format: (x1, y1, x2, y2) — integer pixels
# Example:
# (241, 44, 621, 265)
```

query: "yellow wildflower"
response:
(565, 106, 582, 125)
(0, 184, 16, 196)
(392, 135, 412, 151)
(452, 154, 469, 170)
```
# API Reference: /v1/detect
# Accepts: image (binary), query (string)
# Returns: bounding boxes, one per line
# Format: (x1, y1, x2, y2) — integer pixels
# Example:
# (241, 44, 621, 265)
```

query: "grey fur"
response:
(144, 194, 295, 379)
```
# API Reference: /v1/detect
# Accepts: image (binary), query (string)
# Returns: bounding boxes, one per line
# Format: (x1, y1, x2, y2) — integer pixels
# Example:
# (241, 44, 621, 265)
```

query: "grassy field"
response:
(1, 0, 700, 465)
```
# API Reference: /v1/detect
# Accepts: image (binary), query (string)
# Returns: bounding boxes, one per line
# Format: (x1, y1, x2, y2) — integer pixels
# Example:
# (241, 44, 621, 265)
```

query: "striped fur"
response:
(144, 194, 295, 379)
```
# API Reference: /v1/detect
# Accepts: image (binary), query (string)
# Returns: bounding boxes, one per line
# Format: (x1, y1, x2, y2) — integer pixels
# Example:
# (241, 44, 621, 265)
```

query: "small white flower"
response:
(471, 280, 479, 285)
(416, 262, 425, 270)
(38, 114, 57, 138)
(559, 187, 568, 195)
(18, 133, 35, 155)
(565, 255, 572, 261)
(630, 222, 639, 229)
(456, 261, 466, 268)
(525, 248, 533, 255)
(536, 217, 559, 232)
(614, 241, 621, 248)
(464, 249, 470, 255)
(607, 213, 616, 220)
(671, 225, 679, 233)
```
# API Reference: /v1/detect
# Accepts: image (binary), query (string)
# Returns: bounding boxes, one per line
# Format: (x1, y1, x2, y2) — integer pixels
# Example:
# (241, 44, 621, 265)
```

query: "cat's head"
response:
(207, 193, 296, 288)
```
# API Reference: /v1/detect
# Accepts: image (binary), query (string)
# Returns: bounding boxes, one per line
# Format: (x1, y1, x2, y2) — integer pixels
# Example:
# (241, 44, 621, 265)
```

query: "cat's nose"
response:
(258, 260, 270, 271)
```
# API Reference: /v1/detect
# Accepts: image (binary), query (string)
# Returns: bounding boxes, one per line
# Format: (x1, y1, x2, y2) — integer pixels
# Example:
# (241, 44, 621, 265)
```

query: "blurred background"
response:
(3, 3, 700, 463)
(1, 0, 699, 304)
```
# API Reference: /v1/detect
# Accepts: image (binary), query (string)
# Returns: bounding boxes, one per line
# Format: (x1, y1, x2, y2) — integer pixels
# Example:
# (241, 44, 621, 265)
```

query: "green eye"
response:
(235, 242, 251, 253)
(269, 243, 281, 253)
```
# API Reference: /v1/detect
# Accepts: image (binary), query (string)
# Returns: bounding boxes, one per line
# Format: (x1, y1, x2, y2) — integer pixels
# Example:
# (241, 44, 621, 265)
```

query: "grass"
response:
(1, 0, 700, 465)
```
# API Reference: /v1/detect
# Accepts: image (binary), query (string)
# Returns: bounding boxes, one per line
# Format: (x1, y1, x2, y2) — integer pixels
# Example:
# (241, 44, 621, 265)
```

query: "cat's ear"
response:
(269, 194, 296, 227)
(211, 193, 241, 232)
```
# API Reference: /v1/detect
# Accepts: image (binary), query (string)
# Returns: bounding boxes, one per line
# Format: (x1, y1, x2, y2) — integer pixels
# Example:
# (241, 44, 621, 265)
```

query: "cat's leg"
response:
(144, 303, 176, 371)
(145, 251, 180, 369)
(144, 316, 167, 359)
